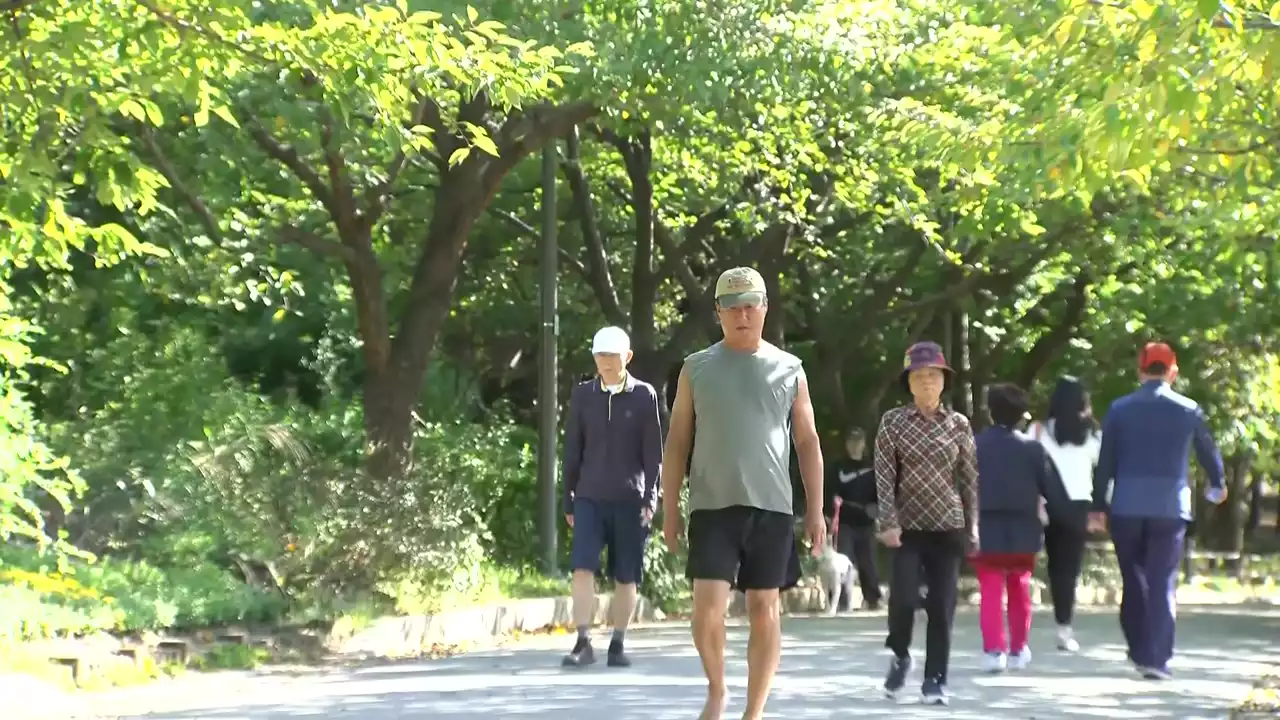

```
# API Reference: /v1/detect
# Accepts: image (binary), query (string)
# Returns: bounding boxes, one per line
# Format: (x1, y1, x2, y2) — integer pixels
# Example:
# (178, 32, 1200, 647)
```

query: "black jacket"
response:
(825, 458, 878, 528)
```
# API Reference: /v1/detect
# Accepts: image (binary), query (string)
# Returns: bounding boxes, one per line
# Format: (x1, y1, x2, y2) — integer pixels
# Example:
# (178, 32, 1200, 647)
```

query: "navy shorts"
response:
(570, 498, 649, 584)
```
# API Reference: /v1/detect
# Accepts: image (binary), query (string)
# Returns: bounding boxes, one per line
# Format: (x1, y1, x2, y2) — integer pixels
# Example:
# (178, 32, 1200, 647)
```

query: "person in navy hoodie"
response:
(972, 383, 1072, 674)
(561, 326, 664, 669)
(1089, 342, 1228, 680)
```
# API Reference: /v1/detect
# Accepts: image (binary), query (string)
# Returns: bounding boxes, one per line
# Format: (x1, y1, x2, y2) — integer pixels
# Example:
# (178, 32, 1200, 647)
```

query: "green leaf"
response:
(1053, 16, 1076, 47)
(1197, 0, 1219, 20)
(467, 5, 478, 23)
(143, 101, 163, 126)
(212, 106, 240, 129)
(472, 134, 499, 157)
(448, 147, 471, 166)
(1019, 218, 1046, 236)
(1271, 0, 1280, 22)
(119, 99, 146, 121)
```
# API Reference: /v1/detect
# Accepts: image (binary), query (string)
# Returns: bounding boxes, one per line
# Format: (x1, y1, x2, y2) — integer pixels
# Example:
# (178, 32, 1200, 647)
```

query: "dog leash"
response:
(832, 497, 842, 548)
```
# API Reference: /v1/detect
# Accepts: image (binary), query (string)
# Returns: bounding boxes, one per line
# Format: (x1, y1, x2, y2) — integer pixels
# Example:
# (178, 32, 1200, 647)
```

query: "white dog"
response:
(817, 528, 856, 615)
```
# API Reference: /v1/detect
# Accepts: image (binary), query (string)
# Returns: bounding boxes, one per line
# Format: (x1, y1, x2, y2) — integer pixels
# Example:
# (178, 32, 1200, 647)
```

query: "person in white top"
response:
(1026, 376, 1101, 652)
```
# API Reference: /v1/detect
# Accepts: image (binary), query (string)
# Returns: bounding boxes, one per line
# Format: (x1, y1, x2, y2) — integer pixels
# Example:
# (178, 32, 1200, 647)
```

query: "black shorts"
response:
(686, 505, 801, 591)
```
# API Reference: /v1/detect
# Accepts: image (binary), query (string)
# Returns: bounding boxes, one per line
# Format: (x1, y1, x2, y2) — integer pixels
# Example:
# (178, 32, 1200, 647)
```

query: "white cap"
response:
(591, 326, 631, 355)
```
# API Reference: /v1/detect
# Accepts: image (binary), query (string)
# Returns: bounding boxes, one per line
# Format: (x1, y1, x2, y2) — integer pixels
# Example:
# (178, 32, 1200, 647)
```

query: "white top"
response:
(1026, 420, 1102, 502)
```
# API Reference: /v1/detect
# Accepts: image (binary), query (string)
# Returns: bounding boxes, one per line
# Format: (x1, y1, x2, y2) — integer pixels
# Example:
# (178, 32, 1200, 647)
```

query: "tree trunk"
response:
(950, 307, 973, 419)
(1245, 471, 1263, 537)
(1013, 273, 1091, 387)
(1226, 456, 1250, 577)
(361, 369, 415, 482)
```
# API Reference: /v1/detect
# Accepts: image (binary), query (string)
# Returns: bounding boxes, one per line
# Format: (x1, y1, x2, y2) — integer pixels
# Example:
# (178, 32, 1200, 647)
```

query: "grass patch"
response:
(378, 563, 571, 616)
(190, 644, 271, 671)
(0, 545, 285, 641)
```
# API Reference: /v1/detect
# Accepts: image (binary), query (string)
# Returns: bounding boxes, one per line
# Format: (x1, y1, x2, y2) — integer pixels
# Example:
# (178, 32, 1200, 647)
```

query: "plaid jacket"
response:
(873, 405, 978, 535)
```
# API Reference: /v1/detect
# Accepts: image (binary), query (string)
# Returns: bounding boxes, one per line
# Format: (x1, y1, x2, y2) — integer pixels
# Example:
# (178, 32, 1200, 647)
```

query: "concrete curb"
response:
(338, 593, 665, 656)
(728, 578, 1279, 616)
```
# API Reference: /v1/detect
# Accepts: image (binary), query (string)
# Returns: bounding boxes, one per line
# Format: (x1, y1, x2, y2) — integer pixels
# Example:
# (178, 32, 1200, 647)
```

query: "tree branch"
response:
(316, 103, 360, 239)
(1014, 272, 1092, 387)
(135, 0, 284, 69)
(132, 122, 222, 244)
(277, 226, 357, 264)
(491, 207, 589, 279)
(563, 125, 626, 326)
(246, 119, 337, 217)
(364, 95, 434, 225)
(388, 101, 599, 390)
(419, 95, 454, 170)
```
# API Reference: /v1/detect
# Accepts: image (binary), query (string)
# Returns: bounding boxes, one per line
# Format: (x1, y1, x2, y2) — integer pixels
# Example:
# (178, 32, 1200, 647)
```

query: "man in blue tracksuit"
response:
(1089, 342, 1227, 680)
(561, 326, 663, 669)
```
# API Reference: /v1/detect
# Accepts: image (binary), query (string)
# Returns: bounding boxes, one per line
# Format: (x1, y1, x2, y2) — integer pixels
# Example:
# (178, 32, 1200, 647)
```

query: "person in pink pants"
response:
(971, 383, 1071, 673)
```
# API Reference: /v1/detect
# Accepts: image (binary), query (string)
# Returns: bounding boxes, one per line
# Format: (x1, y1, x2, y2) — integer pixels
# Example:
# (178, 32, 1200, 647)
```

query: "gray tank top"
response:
(686, 341, 805, 514)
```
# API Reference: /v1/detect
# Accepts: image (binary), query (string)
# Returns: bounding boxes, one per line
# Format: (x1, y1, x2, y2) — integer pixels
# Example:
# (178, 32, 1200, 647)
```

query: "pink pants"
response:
(976, 565, 1033, 653)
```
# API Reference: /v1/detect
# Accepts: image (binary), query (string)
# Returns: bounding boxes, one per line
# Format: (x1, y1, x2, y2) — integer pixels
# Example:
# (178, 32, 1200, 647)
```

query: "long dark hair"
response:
(1046, 376, 1096, 446)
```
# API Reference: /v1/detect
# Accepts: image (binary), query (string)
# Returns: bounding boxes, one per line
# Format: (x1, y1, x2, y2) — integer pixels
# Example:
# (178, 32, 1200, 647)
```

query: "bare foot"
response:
(699, 687, 727, 720)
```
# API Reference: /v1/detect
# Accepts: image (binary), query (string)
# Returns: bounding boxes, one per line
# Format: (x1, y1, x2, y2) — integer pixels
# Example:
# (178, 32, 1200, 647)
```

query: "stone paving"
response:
(90, 605, 1279, 719)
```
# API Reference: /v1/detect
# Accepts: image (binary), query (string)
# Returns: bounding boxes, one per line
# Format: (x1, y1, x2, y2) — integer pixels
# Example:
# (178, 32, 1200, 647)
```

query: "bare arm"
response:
(790, 372, 824, 520)
(873, 413, 899, 534)
(660, 364, 694, 521)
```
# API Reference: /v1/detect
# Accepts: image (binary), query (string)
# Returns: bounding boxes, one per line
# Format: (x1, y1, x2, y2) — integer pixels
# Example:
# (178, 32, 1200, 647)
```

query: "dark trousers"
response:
(885, 530, 963, 682)
(1110, 516, 1186, 670)
(836, 523, 882, 606)
(1044, 501, 1091, 625)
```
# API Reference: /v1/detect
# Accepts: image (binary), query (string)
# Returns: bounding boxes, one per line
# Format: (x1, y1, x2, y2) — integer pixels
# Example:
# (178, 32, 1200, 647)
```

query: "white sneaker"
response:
(1009, 646, 1033, 670)
(1056, 626, 1080, 652)
(981, 651, 1008, 674)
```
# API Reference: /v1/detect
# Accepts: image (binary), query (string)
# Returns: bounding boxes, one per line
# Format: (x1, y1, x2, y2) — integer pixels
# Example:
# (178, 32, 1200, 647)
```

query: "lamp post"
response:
(538, 142, 560, 576)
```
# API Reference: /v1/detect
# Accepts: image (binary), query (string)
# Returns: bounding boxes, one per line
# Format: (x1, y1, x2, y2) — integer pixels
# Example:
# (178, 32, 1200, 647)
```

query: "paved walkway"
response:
(93, 606, 1278, 719)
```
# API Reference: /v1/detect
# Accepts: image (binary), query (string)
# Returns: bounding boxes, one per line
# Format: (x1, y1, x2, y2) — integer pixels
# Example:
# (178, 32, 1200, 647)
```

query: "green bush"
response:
(0, 545, 286, 640)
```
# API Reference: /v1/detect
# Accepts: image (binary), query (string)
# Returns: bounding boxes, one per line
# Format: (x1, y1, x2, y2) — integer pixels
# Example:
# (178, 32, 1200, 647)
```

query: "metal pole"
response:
(538, 142, 560, 576)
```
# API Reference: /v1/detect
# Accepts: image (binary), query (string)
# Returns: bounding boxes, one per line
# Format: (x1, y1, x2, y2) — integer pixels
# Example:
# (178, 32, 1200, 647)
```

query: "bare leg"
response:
(742, 589, 782, 720)
(612, 581, 637, 631)
(692, 579, 731, 720)
(572, 570, 597, 631)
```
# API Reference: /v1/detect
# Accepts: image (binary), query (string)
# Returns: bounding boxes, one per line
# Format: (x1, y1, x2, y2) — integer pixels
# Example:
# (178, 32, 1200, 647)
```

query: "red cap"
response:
(1139, 342, 1178, 372)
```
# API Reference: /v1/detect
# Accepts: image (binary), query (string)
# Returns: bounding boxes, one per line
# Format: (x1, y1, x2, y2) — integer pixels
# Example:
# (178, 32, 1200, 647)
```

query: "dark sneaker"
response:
(921, 676, 948, 706)
(562, 639, 595, 668)
(606, 642, 631, 668)
(883, 655, 912, 698)
(861, 598, 882, 611)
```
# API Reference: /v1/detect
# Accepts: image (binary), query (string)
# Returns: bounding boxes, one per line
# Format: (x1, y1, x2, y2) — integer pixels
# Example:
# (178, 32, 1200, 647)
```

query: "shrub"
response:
(0, 545, 286, 639)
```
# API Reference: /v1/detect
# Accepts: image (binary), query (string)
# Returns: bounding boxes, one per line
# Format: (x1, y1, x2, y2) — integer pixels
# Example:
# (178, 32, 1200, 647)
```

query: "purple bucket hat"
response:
(900, 341, 953, 393)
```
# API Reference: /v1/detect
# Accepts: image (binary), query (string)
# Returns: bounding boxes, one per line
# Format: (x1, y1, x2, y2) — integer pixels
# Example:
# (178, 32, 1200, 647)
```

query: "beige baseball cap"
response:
(714, 267, 767, 303)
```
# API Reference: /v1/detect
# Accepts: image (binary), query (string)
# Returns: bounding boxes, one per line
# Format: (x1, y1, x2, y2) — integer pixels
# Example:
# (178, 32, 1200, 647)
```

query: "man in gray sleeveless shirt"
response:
(661, 267, 825, 720)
